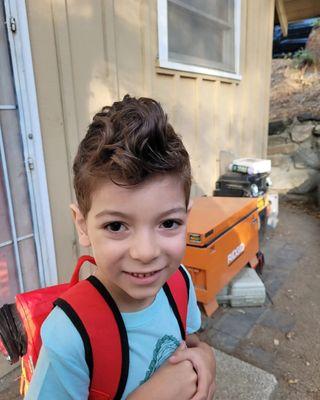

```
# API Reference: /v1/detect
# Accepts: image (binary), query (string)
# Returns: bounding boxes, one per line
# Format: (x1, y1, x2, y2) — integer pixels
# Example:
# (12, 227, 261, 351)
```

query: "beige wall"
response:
(25, 0, 275, 282)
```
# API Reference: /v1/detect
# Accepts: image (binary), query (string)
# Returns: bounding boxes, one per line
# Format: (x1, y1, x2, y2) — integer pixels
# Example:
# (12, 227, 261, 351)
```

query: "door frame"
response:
(4, 0, 58, 287)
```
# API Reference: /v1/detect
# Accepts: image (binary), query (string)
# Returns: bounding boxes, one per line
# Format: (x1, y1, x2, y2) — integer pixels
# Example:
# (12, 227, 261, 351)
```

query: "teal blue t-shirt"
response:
(25, 267, 201, 399)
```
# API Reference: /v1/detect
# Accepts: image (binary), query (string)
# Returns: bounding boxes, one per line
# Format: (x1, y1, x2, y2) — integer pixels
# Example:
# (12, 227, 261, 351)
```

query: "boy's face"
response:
(72, 174, 190, 312)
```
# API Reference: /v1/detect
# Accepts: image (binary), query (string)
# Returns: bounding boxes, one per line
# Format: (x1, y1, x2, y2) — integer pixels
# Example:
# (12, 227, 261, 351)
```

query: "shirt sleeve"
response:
(25, 306, 90, 400)
(181, 265, 202, 335)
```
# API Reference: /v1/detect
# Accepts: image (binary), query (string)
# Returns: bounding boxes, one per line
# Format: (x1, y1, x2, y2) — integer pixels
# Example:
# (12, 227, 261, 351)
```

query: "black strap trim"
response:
(178, 265, 190, 301)
(54, 298, 93, 382)
(163, 268, 188, 341)
(87, 275, 129, 400)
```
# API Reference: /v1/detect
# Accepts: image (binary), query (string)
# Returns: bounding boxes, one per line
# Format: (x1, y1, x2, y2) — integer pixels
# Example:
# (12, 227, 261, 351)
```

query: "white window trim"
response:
(4, 0, 58, 287)
(157, 0, 242, 81)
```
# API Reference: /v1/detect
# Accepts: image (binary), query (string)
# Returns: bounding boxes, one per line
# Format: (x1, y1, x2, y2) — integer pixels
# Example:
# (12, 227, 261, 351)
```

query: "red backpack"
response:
(1, 256, 190, 399)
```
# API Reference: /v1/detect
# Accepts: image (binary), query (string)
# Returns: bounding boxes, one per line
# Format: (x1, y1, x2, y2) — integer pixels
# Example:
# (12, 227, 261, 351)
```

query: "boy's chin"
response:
(118, 290, 158, 312)
(127, 286, 159, 301)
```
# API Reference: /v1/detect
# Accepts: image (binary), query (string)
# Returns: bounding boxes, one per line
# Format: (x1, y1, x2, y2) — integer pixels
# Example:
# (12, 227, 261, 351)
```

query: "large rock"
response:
(313, 125, 320, 137)
(289, 173, 320, 194)
(293, 146, 320, 169)
(267, 142, 298, 155)
(270, 165, 311, 191)
(306, 26, 320, 65)
(297, 113, 320, 122)
(268, 119, 292, 135)
(290, 122, 314, 143)
(269, 154, 291, 168)
(268, 135, 288, 147)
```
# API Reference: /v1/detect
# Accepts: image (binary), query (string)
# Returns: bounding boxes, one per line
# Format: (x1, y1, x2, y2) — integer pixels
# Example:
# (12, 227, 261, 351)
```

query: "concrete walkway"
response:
(214, 349, 277, 400)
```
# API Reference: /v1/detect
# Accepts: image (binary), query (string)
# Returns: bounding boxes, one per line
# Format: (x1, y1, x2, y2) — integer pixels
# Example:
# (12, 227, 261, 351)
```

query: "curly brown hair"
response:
(73, 94, 191, 217)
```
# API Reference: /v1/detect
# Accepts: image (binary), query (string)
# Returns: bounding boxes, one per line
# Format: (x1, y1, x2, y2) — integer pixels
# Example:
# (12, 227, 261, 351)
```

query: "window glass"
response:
(161, 0, 238, 76)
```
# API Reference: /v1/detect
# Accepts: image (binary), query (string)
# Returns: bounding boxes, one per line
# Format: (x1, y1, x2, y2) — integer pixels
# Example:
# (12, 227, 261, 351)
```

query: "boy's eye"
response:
(104, 222, 126, 232)
(161, 219, 180, 229)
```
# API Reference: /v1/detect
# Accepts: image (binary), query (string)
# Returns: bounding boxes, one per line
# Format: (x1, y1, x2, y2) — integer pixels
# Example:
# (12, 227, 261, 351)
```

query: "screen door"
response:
(0, 0, 40, 304)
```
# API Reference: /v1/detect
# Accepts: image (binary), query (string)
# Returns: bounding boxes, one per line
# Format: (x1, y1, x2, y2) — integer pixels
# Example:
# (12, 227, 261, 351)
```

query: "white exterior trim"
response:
(4, 0, 58, 287)
(234, 0, 241, 76)
(157, 0, 242, 81)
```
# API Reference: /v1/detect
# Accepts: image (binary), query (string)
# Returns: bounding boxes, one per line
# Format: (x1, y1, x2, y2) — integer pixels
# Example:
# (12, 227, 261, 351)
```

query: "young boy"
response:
(26, 95, 215, 399)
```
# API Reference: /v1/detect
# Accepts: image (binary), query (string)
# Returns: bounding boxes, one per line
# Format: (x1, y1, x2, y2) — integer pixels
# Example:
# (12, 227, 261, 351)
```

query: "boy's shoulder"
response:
(41, 306, 83, 352)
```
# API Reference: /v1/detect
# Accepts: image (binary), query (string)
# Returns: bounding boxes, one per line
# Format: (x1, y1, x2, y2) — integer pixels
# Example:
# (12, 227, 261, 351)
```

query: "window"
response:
(157, 0, 241, 80)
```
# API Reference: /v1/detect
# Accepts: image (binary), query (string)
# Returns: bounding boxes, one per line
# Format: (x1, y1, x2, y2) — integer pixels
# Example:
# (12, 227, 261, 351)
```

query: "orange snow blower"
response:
(182, 196, 263, 316)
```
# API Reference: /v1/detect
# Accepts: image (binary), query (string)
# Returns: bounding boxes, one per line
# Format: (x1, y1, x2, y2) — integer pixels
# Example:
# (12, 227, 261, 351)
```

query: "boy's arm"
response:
(169, 334, 216, 400)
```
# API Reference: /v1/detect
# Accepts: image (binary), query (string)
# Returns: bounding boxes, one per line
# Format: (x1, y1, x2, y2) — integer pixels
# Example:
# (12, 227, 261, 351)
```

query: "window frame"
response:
(157, 0, 242, 81)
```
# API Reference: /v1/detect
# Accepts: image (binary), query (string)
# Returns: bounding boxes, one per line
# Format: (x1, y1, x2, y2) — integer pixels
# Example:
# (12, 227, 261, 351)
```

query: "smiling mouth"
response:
(125, 269, 162, 279)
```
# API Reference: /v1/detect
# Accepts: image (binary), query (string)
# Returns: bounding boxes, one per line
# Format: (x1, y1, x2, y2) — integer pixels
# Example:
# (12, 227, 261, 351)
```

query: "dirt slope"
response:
(270, 59, 320, 122)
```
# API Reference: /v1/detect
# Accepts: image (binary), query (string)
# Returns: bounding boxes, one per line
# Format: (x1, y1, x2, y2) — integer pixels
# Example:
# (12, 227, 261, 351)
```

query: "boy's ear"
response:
(70, 204, 91, 247)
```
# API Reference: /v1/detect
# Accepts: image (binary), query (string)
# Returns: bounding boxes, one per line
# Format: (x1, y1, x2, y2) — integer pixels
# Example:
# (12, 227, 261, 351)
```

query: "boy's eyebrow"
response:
(95, 210, 129, 219)
(95, 207, 186, 219)
(157, 207, 187, 218)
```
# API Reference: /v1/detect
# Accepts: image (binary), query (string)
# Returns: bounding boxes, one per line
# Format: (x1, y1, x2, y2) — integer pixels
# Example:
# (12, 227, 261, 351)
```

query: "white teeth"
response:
(131, 271, 155, 278)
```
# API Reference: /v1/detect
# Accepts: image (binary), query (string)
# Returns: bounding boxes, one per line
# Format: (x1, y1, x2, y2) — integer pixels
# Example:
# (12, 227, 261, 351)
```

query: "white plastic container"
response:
(267, 192, 279, 228)
(268, 192, 279, 216)
(230, 158, 272, 174)
(216, 267, 266, 307)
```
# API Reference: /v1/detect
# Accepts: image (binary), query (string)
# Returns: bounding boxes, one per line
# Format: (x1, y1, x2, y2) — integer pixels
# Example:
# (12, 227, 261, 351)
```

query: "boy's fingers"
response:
(169, 345, 189, 363)
(209, 381, 216, 398)
(178, 340, 187, 350)
(169, 349, 214, 399)
(194, 374, 216, 400)
(169, 341, 187, 363)
(189, 364, 209, 400)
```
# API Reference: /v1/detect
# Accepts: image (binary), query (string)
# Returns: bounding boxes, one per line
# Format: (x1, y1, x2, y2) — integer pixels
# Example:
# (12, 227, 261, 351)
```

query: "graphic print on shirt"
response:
(140, 335, 180, 384)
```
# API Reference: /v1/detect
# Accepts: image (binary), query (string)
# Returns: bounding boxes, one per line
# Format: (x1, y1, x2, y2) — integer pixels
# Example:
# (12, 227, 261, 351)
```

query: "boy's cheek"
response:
(169, 236, 187, 260)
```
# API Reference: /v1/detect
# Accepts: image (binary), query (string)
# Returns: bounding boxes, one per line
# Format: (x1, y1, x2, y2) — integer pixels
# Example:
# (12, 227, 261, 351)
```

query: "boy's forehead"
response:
(94, 174, 183, 194)
(90, 174, 186, 212)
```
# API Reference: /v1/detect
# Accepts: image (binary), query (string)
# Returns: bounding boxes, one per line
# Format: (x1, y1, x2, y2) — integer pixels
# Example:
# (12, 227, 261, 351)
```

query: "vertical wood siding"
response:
(26, 0, 275, 281)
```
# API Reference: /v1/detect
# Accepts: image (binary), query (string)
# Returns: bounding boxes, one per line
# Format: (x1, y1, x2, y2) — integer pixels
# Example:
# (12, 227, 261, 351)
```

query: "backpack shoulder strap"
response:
(53, 265, 189, 398)
(54, 276, 129, 400)
(163, 266, 190, 340)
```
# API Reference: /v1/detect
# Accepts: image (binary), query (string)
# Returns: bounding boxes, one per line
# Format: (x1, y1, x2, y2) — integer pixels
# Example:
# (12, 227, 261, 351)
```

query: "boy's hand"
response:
(169, 335, 216, 400)
(127, 342, 197, 400)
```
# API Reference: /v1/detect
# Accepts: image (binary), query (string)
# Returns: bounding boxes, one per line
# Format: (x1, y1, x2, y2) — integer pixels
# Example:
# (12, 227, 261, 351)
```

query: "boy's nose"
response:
(129, 231, 160, 264)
